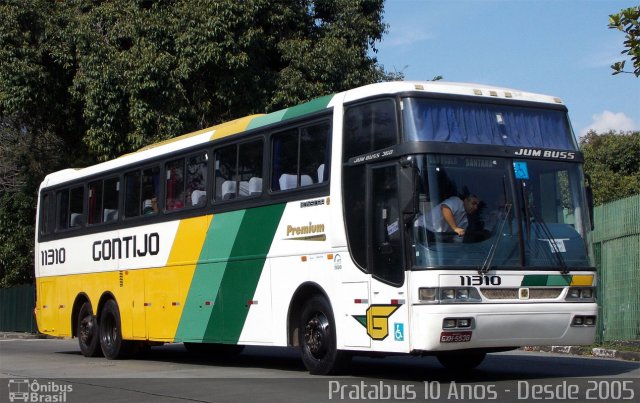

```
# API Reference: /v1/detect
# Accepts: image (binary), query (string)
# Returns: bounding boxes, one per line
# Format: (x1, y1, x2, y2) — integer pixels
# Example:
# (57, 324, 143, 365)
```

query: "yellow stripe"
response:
(145, 215, 213, 341)
(570, 275, 594, 286)
(210, 115, 262, 140)
(167, 215, 213, 265)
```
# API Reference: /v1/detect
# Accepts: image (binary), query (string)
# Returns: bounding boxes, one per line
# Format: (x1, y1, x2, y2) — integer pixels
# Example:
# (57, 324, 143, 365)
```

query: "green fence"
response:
(592, 194, 640, 342)
(0, 283, 36, 332)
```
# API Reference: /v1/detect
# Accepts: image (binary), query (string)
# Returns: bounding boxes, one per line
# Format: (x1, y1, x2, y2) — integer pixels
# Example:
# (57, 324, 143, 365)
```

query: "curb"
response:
(522, 346, 640, 362)
(0, 332, 51, 339)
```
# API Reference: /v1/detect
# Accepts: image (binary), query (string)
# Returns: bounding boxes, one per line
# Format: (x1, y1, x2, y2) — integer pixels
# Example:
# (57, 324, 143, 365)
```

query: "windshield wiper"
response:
(520, 181, 569, 274)
(478, 203, 512, 274)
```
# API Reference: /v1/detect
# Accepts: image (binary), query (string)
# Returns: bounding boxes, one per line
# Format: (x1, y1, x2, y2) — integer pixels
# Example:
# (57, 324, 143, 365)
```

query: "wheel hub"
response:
(304, 313, 329, 359)
(79, 316, 94, 343)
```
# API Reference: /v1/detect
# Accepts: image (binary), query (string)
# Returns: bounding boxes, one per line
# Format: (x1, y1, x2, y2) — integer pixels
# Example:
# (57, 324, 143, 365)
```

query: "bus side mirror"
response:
(399, 160, 418, 217)
(585, 174, 594, 230)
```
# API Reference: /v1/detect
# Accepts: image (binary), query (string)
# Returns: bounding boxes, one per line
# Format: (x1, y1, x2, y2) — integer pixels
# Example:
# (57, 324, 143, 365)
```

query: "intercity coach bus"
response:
(35, 81, 596, 375)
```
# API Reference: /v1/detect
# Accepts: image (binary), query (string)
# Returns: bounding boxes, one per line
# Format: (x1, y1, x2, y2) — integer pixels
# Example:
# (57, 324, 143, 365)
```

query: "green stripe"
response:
(176, 204, 286, 342)
(521, 275, 572, 286)
(281, 94, 334, 121)
(247, 94, 334, 132)
(246, 110, 287, 130)
(174, 211, 245, 341)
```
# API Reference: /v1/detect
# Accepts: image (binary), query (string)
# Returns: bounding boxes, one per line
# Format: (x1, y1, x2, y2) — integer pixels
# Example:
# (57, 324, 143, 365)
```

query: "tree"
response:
(580, 130, 640, 205)
(0, 0, 399, 286)
(609, 6, 640, 77)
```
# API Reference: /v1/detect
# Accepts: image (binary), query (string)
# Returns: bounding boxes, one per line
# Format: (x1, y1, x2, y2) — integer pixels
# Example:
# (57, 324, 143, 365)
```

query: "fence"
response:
(0, 283, 36, 332)
(592, 194, 640, 342)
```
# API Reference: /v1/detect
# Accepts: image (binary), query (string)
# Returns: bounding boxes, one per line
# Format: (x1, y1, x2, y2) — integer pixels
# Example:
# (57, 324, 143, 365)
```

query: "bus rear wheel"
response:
(299, 295, 350, 375)
(436, 352, 486, 371)
(99, 299, 131, 359)
(77, 302, 102, 357)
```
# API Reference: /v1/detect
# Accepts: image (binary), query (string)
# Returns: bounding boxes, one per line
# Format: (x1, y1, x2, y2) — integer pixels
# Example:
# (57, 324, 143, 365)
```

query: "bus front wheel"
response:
(299, 295, 350, 375)
(99, 299, 131, 359)
(77, 302, 102, 357)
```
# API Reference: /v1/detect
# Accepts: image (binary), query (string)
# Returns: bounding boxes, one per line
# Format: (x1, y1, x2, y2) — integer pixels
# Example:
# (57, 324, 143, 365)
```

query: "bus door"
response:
(366, 162, 410, 352)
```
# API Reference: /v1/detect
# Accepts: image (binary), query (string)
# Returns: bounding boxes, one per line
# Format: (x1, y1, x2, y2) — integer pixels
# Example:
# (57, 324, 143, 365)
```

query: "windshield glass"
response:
(515, 160, 591, 268)
(402, 98, 577, 150)
(411, 155, 592, 269)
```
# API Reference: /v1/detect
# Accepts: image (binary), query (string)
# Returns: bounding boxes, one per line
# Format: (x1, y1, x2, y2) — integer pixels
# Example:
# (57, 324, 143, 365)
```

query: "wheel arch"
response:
(286, 282, 332, 347)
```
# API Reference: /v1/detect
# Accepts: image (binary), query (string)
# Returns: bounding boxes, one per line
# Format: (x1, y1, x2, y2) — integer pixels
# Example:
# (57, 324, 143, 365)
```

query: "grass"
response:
(592, 340, 640, 353)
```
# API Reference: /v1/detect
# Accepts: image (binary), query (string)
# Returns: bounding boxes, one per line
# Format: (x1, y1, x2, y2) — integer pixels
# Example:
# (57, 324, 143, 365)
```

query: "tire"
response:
(436, 352, 486, 371)
(99, 299, 131, 359)
(77, 302, 102, 357)
(299, 295, 350, 375)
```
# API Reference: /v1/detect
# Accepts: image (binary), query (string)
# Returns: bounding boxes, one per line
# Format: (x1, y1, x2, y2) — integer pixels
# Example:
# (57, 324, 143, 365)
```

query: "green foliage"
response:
(0, 0, 397, 286)
(609, 6, 640, 77)
(580, 131, 640, 205)
(0, 191, 35, 287)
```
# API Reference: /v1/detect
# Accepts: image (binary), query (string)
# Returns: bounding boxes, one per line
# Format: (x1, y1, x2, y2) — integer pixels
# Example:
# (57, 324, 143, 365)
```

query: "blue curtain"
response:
(403, 98, 577, 150)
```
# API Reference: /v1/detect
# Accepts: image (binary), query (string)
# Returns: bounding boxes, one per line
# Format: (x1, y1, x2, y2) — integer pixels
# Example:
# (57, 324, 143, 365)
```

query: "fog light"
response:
(457, 318, 471, 328)
(584, 316, 596, 326)
(572, 316, 584, 326)
(443, 319, 457, 328)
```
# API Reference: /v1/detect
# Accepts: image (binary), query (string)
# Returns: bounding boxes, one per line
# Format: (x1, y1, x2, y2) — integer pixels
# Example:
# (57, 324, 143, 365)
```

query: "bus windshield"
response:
(402, 97, 577, 150)
(411, 155, 592, 269)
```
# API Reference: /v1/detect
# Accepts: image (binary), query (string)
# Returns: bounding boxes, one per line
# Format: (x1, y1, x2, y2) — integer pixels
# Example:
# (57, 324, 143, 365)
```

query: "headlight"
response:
(566, 287, 596, 301)
(417, 287, 481, 303)
(418, 287, 438, 302)
(441, 289, 456, 300)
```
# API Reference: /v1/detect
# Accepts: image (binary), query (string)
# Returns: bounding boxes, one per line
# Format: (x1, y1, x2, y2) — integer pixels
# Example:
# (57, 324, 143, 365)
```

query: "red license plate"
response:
(440, 331, 472, 343)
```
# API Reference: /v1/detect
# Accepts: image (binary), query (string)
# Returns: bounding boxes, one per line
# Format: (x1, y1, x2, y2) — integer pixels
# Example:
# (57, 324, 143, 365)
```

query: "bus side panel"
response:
(175, 204, 286, 344)
(146, 215, 211, 341)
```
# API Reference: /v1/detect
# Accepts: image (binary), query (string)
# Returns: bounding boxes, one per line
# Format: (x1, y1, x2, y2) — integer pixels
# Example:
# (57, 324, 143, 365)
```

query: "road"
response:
(1, 338, 639, 402)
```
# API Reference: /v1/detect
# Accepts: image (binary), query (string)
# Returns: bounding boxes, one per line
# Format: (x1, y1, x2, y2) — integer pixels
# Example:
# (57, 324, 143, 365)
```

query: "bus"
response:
(34, 81, 596, 375)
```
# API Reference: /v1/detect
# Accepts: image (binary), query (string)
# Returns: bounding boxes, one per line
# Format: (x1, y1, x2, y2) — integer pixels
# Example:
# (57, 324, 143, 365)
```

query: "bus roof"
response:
(40, 81, 564, 189)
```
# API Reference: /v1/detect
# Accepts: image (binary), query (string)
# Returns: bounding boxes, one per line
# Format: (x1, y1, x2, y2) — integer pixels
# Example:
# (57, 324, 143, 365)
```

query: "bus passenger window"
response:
(271, 122, 329, 191)
(142, 166, 160, 215)
(69, 186, 84, 227)
(187, 153, 207, 206)
(215, 142, 262, 200)
(88, 180, 103, 225)
(39, 193, 53, 235)
(165, 158, 185, 211)
(301, 122, 329, 184)
(103, 177, 119, 222)
(215, 145, 237, 200)
(56, 189, 70, 230)
(238, 140, 263, 198)
(124, 171, 141, 217)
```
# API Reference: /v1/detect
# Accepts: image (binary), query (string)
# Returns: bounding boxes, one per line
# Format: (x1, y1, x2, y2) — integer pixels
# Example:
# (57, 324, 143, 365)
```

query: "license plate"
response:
(440, 331, 472, 343)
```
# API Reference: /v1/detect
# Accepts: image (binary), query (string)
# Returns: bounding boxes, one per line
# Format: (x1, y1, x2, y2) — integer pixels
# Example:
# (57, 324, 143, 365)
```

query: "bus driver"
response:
(416, 194, 481, 241)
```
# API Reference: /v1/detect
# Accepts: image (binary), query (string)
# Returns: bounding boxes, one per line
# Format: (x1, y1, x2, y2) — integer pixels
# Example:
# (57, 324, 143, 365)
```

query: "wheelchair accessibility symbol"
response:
(394, 323, 404, 341)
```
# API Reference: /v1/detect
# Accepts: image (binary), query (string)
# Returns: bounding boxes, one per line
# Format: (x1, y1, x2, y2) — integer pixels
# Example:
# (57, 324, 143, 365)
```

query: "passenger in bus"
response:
(415, 194, 482, 242)
(143, 196, 158, 215)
